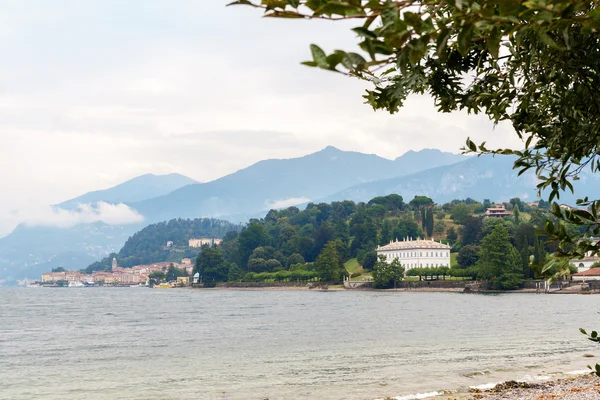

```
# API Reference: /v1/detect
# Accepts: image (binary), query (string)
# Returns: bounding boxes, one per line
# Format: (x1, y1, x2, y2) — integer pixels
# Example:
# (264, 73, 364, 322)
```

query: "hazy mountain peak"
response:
(57, 173, 197, 209)
(320, 145, 342, 152)
(394, 148, 459, 160)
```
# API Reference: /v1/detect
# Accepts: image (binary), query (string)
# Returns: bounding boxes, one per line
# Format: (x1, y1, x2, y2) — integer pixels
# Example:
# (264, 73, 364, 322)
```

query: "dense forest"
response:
(84, 218, 243, 273)
(191, 195, 574, 288)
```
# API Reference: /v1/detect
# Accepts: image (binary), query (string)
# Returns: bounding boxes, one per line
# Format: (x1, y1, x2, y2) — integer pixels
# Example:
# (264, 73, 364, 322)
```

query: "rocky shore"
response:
(457, 374, 600, 400)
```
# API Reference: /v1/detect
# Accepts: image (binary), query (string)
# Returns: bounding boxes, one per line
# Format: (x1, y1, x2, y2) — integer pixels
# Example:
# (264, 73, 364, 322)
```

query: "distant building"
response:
(177, 276, 190, 286)
(570, 238, 600, 272)
(41, 272, 66, 283)
(181, 258, 192, 266)
(193, 272, 200, 284)
(112, 257, 118, 270)
(572, 256, 600, 272)
(484, 204, 512, 218)
(376, 238, 451, 272)
(166, 241, 173, 247)
(188, 238, 223, 248)
(180, 258, 193, 274)
(572, 268, 600, 281)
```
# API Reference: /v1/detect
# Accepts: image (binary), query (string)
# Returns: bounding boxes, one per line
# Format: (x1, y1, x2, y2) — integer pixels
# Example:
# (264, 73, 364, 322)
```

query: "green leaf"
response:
(486, 27, 501, 59)
(226, 0, 252, 5)
(325, 51, 345, 69)
(535, 27, 563, 50)
(352, 27, 377, 39)
(436, 29, 451, 59)
(342, 52, 367, 70)
(458, 23, 474, 57)
(466, 138, 477, 152)
(261, 0, 288, 10)
(499, 2, 521, 17)
(310, 44, 329, 68)
(264, 10, 304, 18)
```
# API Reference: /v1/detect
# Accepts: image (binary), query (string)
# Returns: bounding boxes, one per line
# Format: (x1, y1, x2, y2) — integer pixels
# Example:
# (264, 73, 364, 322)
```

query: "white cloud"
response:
(265, 197, 311, 210)
(14, 202, 144, 229)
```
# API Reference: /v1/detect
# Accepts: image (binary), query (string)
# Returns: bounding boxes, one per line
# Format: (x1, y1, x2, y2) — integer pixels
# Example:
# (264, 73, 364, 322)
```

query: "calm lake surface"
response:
(1, 288, 599, 400)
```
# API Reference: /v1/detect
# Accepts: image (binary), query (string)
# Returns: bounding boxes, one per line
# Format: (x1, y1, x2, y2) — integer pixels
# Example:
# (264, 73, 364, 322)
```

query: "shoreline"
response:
(185, 285, 600, 294)
(373, 371, 599, 400)
(450, 372, 600, 400)
(21, 284, 600, 294)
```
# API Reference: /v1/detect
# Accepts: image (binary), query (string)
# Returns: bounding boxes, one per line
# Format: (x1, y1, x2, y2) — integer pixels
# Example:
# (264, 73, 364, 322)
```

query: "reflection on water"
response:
(1, 288, 598, 399)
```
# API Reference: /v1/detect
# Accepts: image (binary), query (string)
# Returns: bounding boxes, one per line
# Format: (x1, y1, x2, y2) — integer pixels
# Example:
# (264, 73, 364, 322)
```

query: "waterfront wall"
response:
(218, 282, 308, 288)
(396, 280, 470, 289)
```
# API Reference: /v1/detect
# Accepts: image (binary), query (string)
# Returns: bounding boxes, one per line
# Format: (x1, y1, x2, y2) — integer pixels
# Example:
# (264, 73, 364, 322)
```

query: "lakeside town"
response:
(29, 238, 225, 288)
(37, 259, 194, 287)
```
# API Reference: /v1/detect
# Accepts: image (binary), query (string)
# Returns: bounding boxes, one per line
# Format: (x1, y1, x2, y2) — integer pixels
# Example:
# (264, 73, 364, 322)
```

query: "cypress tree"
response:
(520, 234, 532, 279)
(425, 208, 434, 237)
(533, 235, 546, 267)
(380, 219, 392, 245)
(513, 204, 521, 225)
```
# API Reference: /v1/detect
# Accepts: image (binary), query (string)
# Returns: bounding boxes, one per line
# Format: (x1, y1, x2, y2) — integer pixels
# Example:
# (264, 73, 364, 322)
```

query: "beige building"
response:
(485, 204, 512, 218)
(177, 276, 190, 286)
(41, 272, 66, 282)
(189, 238, 223, 248)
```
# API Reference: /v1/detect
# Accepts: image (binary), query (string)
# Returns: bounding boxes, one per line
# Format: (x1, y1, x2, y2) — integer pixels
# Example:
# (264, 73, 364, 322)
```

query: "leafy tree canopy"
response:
(233, 0, 600, 258)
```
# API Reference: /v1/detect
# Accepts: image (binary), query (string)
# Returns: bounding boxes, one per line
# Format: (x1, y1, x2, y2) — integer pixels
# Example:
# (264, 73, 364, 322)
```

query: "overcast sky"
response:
(0, 0, 523, 236)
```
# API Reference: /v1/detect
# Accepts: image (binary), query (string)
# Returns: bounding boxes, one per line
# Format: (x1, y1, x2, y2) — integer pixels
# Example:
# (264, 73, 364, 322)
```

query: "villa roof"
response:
(574, 268, 600, 276)
(377, 238, 450, 251)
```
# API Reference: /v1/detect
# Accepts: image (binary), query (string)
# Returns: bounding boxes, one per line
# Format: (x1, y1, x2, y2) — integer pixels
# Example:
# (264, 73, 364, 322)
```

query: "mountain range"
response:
(322, 154, 600, 204)
(2, 146, 596, 282)
(129, 146, 468, 223)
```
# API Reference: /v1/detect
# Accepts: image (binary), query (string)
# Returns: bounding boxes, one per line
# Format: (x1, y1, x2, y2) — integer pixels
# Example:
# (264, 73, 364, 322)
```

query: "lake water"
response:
(1, 288, 599, 400)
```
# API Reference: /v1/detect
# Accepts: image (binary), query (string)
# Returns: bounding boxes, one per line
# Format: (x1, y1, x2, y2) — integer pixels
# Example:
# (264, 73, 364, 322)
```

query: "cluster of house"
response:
(39, 237, 225, 285)
(41, 258, 194, 286)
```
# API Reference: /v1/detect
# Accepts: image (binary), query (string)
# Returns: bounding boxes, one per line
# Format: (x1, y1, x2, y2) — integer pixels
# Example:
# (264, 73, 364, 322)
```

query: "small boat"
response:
(68, 281, 85, 288)
(155, 282, 172, 289)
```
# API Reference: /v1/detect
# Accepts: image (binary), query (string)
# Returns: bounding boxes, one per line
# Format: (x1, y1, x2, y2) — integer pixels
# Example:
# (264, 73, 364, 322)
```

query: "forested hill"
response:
(192, 194, 556, 288)
(85, 218, 243, 272)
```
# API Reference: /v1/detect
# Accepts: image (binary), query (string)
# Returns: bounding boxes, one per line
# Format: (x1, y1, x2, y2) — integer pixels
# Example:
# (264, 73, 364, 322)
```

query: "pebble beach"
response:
(458, 374, 600, 400)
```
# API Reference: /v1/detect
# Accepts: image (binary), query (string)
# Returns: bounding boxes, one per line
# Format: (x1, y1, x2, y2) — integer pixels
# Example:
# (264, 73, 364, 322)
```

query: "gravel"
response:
(460, 374, 600, 400)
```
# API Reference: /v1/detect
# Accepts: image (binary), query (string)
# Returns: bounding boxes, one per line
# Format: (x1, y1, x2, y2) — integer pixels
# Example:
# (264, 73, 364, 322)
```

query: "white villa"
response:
(189, 238, 223, 248)
(376, 238, 451, 270)
(570, 238, 600, 272)
(571, 254, 600, 272)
